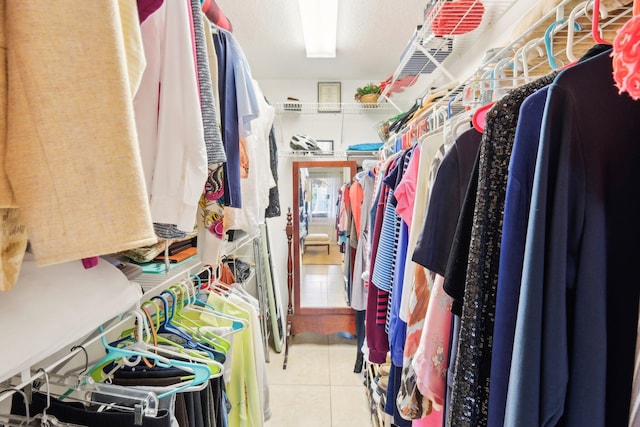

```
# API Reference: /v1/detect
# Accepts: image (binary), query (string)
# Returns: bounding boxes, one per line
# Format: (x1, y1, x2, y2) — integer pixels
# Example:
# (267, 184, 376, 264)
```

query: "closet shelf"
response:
(380, 0, 519, 105)
(133, 257, 203, 296)
(0, 254, 142, 384)
(220, 230, 260, 257)
(379, 0, 633, 149)
(273, 102, 399, 114)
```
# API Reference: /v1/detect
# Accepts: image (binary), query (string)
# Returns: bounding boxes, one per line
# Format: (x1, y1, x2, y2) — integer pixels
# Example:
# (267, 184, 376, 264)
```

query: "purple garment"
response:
(137, 0, 164, 23)
(81, 257, 99, 269)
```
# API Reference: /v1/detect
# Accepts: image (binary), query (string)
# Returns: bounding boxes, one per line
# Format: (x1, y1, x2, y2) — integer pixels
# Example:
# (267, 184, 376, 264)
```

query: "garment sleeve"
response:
(231, 38, 260, 139)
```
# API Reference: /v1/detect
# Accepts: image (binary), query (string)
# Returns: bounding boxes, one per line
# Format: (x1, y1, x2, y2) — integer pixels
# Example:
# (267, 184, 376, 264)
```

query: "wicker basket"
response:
(358, 93, 380, 109)
(359, 93, 380, 104)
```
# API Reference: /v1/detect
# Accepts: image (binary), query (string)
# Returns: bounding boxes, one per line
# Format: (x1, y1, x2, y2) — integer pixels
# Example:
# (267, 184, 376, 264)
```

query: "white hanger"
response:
(567, 1, 589, 63)
(515, 39, 545, 81)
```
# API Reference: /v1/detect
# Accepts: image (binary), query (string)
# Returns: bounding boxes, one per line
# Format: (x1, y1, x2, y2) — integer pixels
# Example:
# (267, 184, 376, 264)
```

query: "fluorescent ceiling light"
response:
(298, 0, 338, 58)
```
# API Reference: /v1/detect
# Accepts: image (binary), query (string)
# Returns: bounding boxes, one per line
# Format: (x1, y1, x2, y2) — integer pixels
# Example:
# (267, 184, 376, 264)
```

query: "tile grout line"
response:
(328, 336, 334, 426)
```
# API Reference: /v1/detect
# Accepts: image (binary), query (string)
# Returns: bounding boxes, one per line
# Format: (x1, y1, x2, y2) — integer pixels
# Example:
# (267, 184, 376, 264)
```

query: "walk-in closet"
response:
(1, 0, 639, 426)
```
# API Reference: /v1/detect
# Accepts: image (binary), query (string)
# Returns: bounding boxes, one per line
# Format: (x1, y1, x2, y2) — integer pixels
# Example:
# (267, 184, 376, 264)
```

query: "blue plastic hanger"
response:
(152, 292, 222, 360)
(544, 20, 581, 69)
(86, 312, 210, 399)
(190, 274, 248, 332)
(165, 286, 230, 355)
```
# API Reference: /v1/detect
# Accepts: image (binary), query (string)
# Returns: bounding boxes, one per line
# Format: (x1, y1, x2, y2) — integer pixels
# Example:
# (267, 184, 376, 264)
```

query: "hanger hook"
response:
(544, 20, 580, 69)
(516, 39, 544, 80)
(566, 2, 588, 62)
(544, 20, 564, 69)
(587, 0, 608, 43)
(0, 389, 31, 422)
(493, 57, 512, 80)
(151, 294, 171, 326)
(190, 274, 203, 296)
(141, 300, 162, 331)
(70, 345, 89, 375)
(35, 368, 51, 421)
(201, 265, 214, 290)
(169, 284, 186, 310)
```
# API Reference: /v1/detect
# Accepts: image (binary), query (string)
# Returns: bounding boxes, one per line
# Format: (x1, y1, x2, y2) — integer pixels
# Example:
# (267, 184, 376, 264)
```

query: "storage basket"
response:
(359, 93, 380, 104)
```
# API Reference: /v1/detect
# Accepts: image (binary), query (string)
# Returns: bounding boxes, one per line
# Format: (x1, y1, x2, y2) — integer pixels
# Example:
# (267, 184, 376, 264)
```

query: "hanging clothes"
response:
(486, 85, 549, 427)
(365, 156, 399, 364)
(226, 79, 275, 235)
(3, 1, 155, 278)
(213, 28, 260, 209)
(505, 47, 640, 427)
(351, 171, 375, 365)
(403, 127, 481, 425)
(201, 291, 264, 427)
(398, 131, 445, 323)
(135, 0, 208, 237)
(446, 72, 557, 427)
(264, 122, 281, 218)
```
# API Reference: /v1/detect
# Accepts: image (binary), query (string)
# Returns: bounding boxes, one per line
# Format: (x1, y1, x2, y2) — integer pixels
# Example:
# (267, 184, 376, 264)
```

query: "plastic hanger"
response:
(152, 292, 221, 360)
(544, 20, 566, 70)
(449, 110, 475, 139)
(46, 341, 161, 418)
(168, 282, 236, 350)
(50, 372, 161, 418)
(140, 301, 220, 365)
(493, 57, 512, 81)
(133, 301, 224, 379)
(544, 20, 582, 70)
(0, 389, 35, 427)
(0, 377, 83, 426)
(182, 275, 248, 333)
(472, 97, 495, 133)
(85, 311, 211, 399)
(204, 266, 257, 309)
(515, 39, 545, 81)
(165, 286, 231, 355)
(171, 281, 239, 344)
(591, 0, 609, 44)
(447, 92, 465, 119)
(567, 2, 589, 63)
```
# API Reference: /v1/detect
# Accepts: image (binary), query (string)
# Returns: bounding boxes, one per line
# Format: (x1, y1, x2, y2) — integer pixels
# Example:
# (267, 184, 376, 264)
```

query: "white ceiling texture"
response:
(215, 0, 428, 82)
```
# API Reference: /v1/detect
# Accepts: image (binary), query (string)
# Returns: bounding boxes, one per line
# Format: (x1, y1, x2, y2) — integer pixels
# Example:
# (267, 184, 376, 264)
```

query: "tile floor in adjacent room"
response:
(300, 264, 349, 308)
(264, 332, 373, 427)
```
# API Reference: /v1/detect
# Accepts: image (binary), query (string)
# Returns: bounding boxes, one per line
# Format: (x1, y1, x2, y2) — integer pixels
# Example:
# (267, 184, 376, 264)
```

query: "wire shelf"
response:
(380, 0, 525, 101)
(273, 102, 399, 113)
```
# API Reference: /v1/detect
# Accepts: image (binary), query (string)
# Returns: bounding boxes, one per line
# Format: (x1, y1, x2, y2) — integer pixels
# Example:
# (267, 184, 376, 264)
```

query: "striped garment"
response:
(190, 0, 226, 164)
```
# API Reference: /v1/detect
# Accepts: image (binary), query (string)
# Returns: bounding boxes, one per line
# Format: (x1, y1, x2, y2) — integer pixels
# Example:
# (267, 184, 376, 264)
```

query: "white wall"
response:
(262, 79, 394, 150)
(260, 79, 394, 310)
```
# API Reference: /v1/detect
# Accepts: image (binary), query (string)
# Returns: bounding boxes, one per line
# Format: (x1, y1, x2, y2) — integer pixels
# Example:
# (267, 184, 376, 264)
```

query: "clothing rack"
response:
(0, 314, 136, 407)
(0, 247, 270, 413)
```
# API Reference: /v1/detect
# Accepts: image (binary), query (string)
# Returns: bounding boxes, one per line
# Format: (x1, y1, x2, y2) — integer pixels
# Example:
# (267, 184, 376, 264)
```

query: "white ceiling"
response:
(215, 0, 428, 82)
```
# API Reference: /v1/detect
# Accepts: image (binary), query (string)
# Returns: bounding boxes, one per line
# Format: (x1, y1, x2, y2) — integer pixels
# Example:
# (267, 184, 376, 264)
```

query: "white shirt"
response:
(134, 0, 208, 232)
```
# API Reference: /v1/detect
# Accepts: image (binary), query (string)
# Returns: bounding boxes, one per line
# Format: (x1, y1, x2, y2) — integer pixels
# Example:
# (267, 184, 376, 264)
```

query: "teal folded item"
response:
(139, 254, 197, 274)
(347, 142, 383, 151)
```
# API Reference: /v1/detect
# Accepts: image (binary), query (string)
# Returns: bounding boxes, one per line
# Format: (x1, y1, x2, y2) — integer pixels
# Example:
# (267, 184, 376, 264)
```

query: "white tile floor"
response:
(264, 332, 372, 427)
(300, 264, 349, 308)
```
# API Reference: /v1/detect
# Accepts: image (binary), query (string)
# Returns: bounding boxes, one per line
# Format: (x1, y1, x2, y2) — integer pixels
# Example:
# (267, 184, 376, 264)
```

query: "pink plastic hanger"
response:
(592, 0, 609, 44)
